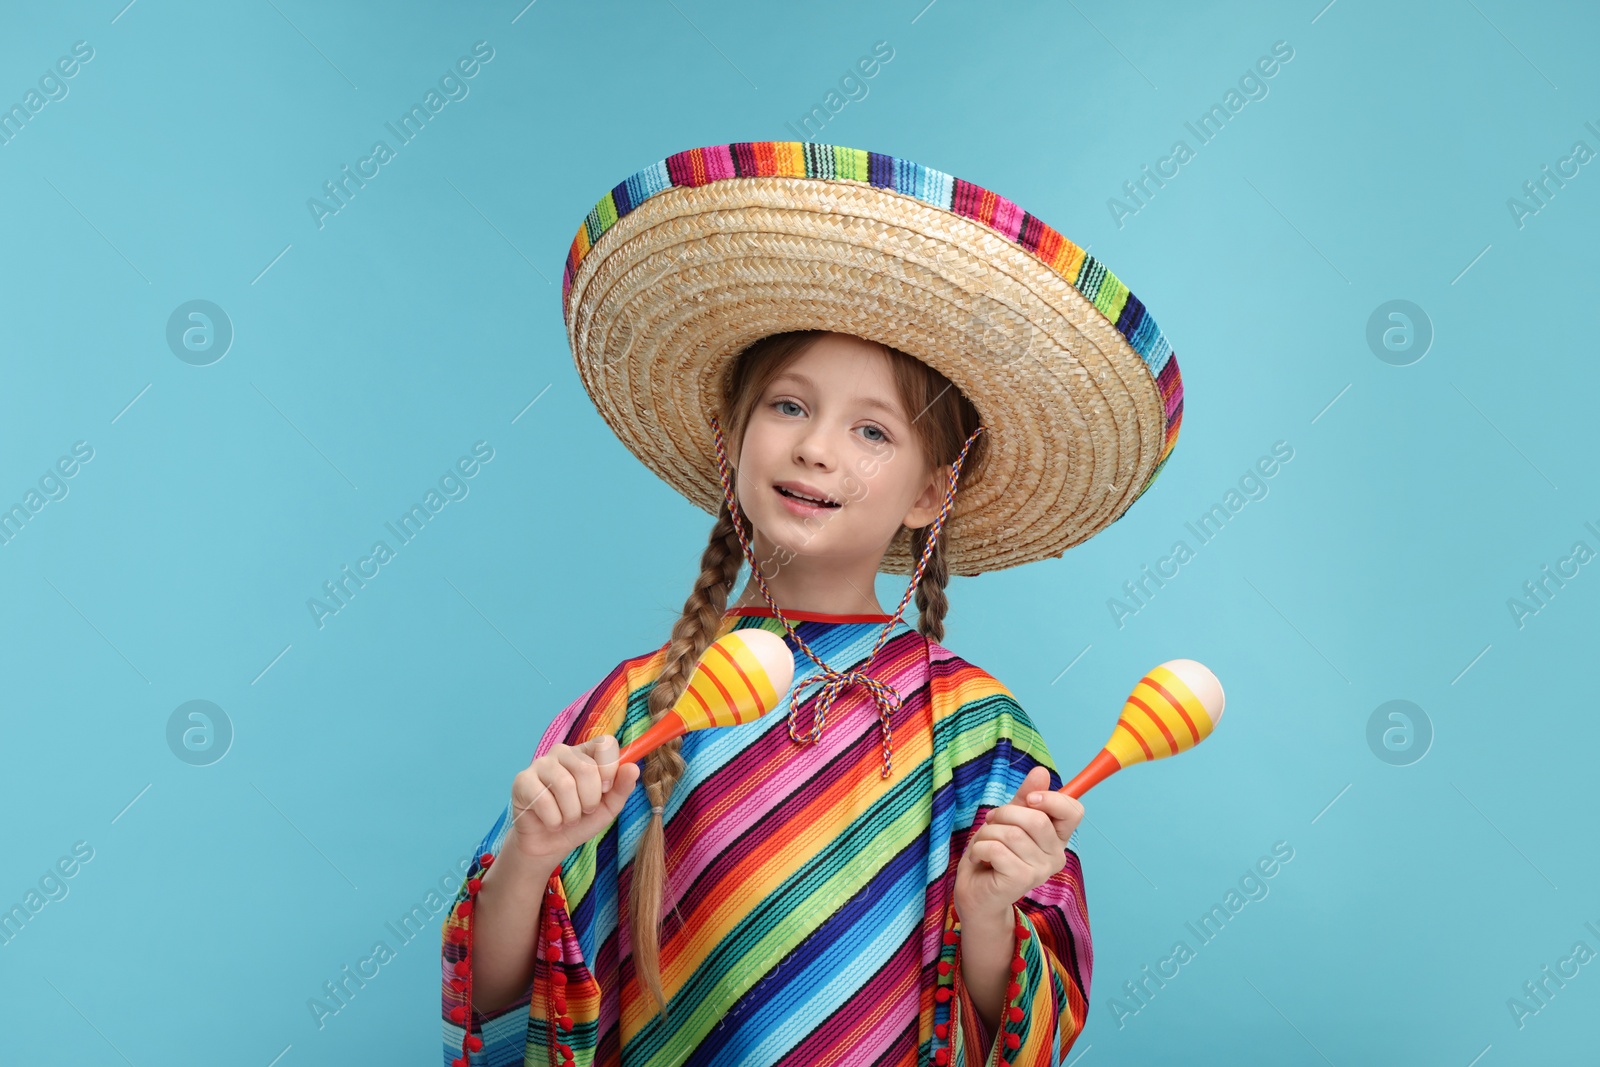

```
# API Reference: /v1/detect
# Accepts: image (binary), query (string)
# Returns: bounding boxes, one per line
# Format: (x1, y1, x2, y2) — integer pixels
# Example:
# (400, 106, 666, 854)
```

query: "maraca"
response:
(616, 628, 795, 764)
(1060, 659, 1225, 797)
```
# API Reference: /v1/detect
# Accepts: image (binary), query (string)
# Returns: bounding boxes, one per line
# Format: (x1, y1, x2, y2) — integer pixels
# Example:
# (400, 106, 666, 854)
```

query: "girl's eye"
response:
(771, 399, 890, 444)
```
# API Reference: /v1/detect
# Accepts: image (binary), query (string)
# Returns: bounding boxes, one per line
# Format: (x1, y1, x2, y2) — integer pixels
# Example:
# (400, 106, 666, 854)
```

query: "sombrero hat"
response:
(560, 141, 1184, 577)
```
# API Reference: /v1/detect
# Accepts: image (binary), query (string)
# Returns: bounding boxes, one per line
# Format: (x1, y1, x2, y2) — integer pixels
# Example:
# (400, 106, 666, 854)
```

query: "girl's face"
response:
(735, 333, 945, 568)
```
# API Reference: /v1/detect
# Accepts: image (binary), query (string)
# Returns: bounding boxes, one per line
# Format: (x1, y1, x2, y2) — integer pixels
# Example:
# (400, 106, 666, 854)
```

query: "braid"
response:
(629, 501, 745, 1017)
(912, 524, 951, 643)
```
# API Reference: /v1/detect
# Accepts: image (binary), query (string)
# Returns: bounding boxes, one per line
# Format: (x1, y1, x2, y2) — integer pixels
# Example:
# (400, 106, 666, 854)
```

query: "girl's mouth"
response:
(774, 484, 841, 513)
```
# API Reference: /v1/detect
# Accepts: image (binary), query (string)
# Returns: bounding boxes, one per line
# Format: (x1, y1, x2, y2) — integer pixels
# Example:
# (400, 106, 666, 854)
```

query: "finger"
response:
(513, 771, 563, 830)
(538, 761, 582, 823)
(1009, 764, 1052, 805)
(1023, 790, 1084, 845)
(600, 762, 640, 814)
(556, 745, 603, 814)
(530, 785, 564, 830)
(584, 734, 621, 789)
(992, 840, 1028, 881)
(996, 821, 1051, 868)
(986, 806, 1059, 859)
(973, 838, 1025, 881)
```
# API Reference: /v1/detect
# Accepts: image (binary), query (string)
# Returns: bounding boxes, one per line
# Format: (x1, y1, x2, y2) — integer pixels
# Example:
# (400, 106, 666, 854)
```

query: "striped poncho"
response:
(442, 606, 1093, 1066)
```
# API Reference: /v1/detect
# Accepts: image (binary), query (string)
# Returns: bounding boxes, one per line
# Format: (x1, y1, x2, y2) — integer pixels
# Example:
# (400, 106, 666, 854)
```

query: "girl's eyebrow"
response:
(770, 371, 904, 420)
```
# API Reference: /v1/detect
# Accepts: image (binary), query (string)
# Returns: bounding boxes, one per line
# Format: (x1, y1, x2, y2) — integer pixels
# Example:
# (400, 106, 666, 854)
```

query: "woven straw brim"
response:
(564, 158, 1180, 576)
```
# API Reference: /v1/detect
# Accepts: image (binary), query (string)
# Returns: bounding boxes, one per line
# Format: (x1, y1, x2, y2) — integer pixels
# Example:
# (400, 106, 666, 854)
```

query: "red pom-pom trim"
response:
(466, 1035, 483, 1051)
(1007, 1005, 1023, 1022)
(1006, 981, 1021, 998)
(458, 900, 473, 917)
(1009, 957, 1025, 974)
(935, 1050, 949, 1065)
(448, 1005, 467, 1024)
(467, 877, 482, 893)
(935, 987, 951, 1002)
(937, 960, 952, 976)
(1006, 1032, 1021, 1050)
(454, 959, 470, 977)
(935, 1022, 948, 1038)
(479, 853, 494, 868)
(943, 930, 959, 945)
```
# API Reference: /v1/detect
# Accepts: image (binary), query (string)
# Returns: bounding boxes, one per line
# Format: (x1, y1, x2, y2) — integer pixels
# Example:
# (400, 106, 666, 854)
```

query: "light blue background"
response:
(2, 1, 1596, 1064)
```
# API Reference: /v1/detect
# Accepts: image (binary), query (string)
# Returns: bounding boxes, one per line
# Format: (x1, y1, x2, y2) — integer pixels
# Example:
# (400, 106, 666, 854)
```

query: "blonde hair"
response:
(627, 330, 986, 1016)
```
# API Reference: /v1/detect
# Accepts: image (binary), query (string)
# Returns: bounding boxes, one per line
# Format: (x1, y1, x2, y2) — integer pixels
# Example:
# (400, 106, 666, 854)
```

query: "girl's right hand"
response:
(506, 735, 641, 864)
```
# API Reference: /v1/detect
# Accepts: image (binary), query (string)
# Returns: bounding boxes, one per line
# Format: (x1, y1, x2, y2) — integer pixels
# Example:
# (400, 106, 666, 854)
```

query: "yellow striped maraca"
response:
(617, 628, 795, 764)
(1061, 659, 1225, 797)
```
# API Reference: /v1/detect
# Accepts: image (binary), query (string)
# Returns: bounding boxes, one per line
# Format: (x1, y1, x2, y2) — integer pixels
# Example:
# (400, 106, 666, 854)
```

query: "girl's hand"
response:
(954, 765, 1084, 921)
(506, 735, 641, 864)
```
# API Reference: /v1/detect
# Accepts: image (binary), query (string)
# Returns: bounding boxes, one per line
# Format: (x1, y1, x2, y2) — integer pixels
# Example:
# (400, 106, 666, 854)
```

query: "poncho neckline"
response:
(723, 605, 898, 624)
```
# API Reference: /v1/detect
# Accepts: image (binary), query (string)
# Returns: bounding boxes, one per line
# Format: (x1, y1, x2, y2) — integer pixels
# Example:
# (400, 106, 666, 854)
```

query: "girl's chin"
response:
(746, 500, 899, 560)
(749, 525, 896, 565)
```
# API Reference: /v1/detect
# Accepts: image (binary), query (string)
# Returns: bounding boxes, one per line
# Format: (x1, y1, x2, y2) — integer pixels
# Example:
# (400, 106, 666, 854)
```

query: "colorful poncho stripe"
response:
(442, 609, 1092, 1065)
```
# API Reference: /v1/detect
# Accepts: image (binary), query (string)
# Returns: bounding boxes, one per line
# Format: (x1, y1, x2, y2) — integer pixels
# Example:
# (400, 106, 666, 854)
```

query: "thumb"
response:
(582, 734, 622, 790)
(1011, 764, 1052, 804)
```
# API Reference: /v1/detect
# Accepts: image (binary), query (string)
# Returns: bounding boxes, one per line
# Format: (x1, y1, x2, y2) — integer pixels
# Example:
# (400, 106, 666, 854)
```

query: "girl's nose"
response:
(794, 427, 840, 469)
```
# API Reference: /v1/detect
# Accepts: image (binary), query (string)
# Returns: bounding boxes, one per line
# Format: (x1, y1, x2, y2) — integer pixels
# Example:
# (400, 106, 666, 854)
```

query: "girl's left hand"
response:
(955, 765, 1085, 922)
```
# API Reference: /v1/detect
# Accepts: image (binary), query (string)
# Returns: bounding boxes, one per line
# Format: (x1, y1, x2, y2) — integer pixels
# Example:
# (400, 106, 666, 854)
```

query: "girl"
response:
(442, 142, 1184, 1067)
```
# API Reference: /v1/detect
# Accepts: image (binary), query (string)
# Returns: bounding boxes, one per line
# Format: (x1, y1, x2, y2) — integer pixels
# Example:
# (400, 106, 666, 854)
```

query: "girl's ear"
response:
(900, 467, 945, 530)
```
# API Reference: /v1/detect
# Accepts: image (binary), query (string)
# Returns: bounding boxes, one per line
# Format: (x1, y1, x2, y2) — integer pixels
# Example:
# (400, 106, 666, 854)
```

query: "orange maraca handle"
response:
(1058, 750, 1120, 799)
(616, 714, 687, 765)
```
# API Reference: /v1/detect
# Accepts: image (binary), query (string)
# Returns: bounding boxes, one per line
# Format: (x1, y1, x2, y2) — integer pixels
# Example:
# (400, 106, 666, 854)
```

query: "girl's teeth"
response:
(780, 487, 835, 506)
